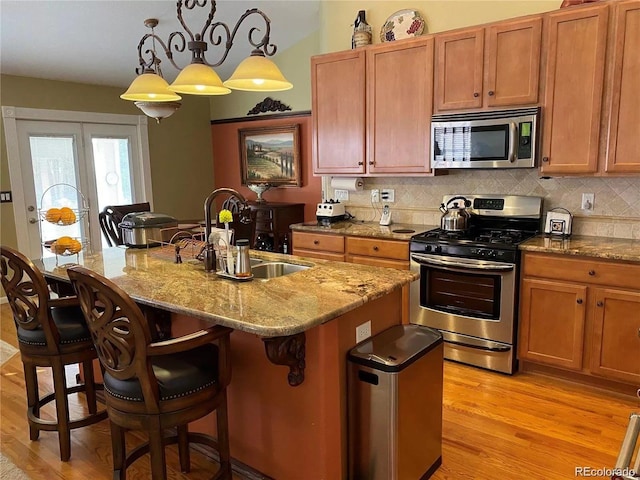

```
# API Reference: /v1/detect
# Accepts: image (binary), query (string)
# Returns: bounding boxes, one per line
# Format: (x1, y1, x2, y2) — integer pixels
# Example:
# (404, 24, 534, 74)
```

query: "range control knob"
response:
(424, 245, 432, 253)
(434, 245, 443, 254)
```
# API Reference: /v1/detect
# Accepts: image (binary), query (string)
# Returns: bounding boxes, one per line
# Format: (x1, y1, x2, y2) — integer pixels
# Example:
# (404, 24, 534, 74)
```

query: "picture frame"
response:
(238, 124, 302, 187)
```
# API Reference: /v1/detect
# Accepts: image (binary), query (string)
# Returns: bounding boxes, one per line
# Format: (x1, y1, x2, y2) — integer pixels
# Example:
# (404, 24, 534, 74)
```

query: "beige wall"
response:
(319, 0, 561, 53)
(0, 74, 214, 249)
(208, 30, 320, 120)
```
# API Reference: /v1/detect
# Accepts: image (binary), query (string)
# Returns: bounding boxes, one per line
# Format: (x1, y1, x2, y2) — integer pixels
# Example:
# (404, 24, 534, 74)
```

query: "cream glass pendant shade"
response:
(223, 54, 293, 92)
(134, 101, 181, 123)
(168, 63, 231, 95)
(120, 72, 182, 102)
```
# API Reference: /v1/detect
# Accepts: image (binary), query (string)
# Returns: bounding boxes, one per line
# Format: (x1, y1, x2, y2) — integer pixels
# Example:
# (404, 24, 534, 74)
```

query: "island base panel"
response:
(187, 289, 403, 479)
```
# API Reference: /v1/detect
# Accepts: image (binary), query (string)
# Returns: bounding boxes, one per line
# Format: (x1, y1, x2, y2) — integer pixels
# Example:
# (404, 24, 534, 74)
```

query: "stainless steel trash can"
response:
(348, 324, 443, 480)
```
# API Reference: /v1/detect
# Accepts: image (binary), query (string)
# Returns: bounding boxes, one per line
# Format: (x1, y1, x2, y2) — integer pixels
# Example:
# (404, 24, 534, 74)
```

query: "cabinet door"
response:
(605, 0, 640, 173)
(540, 4, 609, 174)
(589, 288, 640, 384)
(311, 50, 366, 175)
(519, 278, 587, 370)
(434, 27, 484, 112)
(367, 37, 434, 174)
(485, 17, 541, 108)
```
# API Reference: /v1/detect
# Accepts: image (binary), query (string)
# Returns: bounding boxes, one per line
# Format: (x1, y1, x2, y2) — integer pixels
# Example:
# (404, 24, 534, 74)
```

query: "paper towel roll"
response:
(330, 177, 364, 192)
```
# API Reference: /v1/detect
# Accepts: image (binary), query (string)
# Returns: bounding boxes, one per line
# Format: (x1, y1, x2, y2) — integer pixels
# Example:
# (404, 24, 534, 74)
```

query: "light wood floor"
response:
(1, 303, 638, 479)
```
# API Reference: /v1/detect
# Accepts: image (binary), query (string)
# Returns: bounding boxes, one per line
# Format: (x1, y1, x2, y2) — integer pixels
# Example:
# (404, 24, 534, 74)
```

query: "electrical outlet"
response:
(381, 189, 395, 202)
(355, 320, 372, 344)
(581, 193, 595, 211)
(335, 189, 349, 201)
(371, 189, 380, 203)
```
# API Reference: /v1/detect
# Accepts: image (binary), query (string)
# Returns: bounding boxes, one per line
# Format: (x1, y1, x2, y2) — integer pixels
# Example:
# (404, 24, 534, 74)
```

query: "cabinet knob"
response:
(473, 92, 479, 98)
(576, 298, 583, 304)
(542, 157, 549, 163)
(637, 328, 640, 338)
(588, 270, 595, 276)
(373, 246, 379, 251)
(488, 91, 495, 96)
(357, 161, 364, 166)
(369, 161, 374, 165)
(313, 240, 319, 245)
(597, 301, 604, 307)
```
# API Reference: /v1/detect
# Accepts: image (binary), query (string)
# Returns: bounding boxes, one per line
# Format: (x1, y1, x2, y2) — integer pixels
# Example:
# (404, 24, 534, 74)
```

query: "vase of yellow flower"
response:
(218, 209, 235, 274)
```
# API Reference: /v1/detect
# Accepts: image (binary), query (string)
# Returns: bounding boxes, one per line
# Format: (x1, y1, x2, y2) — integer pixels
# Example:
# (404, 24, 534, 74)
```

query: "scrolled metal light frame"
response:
(134, 0, 277, 76)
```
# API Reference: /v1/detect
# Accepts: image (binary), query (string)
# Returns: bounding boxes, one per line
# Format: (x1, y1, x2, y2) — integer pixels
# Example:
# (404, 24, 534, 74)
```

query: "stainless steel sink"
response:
(250, 257, 265, 267)
(251, 262, 310, 279)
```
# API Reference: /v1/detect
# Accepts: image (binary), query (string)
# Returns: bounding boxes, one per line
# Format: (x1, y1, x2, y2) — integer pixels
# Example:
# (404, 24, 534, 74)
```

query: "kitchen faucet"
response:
(202, 188, 252, 272)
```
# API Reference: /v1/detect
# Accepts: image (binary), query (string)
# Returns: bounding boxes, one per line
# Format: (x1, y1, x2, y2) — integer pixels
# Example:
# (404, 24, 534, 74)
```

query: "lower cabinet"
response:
(519, 252, 640, 388)
(293, 232, 411, 322)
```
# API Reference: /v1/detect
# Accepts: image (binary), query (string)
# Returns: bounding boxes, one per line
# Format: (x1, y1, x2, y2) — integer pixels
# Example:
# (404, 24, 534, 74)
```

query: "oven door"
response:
(409, 253, 516, 345)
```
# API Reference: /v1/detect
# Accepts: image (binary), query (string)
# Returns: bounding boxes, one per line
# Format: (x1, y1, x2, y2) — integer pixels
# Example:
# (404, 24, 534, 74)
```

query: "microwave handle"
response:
(508, 122, 518, 163)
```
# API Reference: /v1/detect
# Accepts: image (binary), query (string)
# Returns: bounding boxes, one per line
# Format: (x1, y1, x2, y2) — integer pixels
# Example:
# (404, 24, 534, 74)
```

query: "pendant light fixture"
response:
(121, 1, 293, 121)
(120, 19, 181, 123)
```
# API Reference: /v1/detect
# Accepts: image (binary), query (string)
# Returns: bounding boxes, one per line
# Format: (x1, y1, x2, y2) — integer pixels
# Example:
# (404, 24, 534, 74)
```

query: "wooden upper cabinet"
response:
(312, 38, 434, 176)
(540, 4, 609, 175)
(367, 37, 434, 174)
(311, 50, 366, 175)
(485, 17, 542, 108)
(435, 27, 484, 112)
(605, 0, 640, 173)
(589, 287, 640, 384)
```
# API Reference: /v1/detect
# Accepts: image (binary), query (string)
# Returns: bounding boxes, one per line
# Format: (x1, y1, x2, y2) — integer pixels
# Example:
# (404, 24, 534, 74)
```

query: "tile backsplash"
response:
(328, 170, 640, 239)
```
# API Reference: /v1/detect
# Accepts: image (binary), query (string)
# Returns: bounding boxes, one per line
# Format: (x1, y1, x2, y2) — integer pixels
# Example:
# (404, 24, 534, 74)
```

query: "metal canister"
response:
(235, 239, 252, 278)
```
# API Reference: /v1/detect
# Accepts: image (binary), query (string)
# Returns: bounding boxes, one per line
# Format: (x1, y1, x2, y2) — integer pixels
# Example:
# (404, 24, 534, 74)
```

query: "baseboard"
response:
(191, 443, 274, 480)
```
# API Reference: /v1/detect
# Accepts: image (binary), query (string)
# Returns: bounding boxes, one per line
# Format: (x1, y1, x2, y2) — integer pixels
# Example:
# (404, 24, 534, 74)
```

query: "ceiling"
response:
(0, 0, 320, 89)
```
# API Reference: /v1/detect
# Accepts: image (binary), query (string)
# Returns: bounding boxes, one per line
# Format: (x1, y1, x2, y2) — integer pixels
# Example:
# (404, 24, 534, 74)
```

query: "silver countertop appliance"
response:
(119, 212, 178, 248)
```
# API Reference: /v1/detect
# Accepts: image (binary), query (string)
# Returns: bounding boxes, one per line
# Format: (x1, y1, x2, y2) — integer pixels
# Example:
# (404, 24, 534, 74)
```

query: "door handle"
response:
(508, 122, 518, 163)
(29, 218, 37, 224)
(28, 205, 35, 212)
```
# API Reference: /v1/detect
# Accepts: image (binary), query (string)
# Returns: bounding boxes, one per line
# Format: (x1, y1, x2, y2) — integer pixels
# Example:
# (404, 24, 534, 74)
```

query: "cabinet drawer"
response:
(348, 255, 409, 270)
(522, 253, 640, 290)
(293, 248, 345, 262)
(346, 237, 408, 261)
(292, 232, 345, 253)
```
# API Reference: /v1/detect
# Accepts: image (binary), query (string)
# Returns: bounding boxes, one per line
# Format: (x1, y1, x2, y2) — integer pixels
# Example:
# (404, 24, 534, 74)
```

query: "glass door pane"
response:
(29, 136, 84, 245)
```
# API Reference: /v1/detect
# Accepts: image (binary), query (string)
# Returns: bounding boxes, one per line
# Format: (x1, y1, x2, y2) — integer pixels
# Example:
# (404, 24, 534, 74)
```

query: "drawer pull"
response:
(373, 246, 379, 251)
(596, 301, 603, 307)
(588, 270, 595, 276)
(577, 298, 583, 304)
(313, 240, 319, 245)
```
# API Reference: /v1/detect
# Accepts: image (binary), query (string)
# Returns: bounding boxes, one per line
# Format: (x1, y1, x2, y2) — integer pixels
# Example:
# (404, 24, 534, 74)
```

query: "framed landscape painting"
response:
(239, 124, 302, 187)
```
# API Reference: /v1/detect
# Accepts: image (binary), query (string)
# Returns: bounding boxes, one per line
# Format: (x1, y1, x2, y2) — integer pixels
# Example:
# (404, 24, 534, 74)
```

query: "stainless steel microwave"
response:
(431, 107, 540, 169)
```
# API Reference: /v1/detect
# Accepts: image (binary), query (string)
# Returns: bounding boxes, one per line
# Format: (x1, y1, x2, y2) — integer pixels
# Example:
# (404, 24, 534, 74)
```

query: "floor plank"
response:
(1, 303, 638, 479)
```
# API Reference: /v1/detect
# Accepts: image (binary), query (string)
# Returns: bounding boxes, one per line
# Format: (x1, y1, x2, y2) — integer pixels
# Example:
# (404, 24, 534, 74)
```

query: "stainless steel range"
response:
(409, 194, 543, 374)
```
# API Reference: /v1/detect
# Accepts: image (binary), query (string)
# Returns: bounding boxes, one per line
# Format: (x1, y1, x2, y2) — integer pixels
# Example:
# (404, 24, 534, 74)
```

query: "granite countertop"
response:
(519, 235, 640, 263)
(291, 221, 435, 241)
(35, 247, 417, 337)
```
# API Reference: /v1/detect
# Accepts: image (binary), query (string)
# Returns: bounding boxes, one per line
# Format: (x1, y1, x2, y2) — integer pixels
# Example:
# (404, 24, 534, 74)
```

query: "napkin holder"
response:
(544, 207, 573, 236)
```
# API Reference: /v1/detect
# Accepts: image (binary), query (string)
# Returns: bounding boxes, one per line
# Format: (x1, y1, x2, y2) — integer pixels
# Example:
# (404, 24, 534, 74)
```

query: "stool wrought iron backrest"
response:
(98, 202, 151, 247)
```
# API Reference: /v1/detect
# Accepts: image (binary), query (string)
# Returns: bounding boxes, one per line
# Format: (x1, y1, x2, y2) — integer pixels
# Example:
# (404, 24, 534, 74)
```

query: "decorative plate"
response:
(380, 9, 426, 42)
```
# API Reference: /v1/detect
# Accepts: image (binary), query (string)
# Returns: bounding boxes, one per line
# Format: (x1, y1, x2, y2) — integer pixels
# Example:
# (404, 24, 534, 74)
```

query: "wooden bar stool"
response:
(0, 246, 107, 461)
(67, 265, 232, 480)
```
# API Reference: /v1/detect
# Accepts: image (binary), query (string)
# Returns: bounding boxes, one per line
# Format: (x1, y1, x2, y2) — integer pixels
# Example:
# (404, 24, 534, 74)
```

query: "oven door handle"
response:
(411, 254, 515, 272)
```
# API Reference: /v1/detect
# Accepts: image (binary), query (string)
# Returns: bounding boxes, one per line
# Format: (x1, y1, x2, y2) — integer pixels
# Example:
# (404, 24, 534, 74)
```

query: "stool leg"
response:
(82, 359, 98, 414)
(216, 390, 231, 479)
(23, 362, 40, 441)
(177, 424, 190, 473)
(148, 417, 167, 480)
(52, 359, 71, 461)
(110, 421, 126, 480)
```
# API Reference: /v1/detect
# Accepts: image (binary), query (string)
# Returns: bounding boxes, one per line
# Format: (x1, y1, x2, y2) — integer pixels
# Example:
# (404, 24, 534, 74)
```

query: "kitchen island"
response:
(35, 246, 418, 479)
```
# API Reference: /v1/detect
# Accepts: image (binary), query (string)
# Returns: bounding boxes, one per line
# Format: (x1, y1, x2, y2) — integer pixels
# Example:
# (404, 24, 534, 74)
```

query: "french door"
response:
(3, 107, 152, 259)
